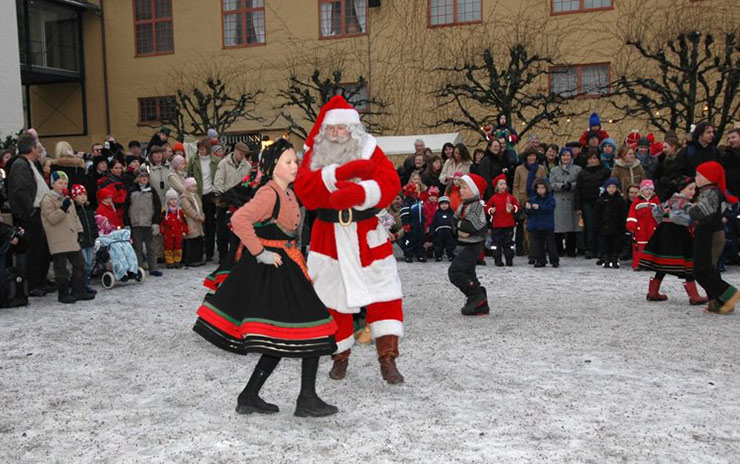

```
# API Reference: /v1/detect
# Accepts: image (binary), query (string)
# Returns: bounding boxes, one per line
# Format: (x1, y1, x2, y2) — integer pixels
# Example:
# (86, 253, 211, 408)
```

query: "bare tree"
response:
(150, 58, 264, 140)
(275, 69, 388, 139)
(431, 44, 584, 141)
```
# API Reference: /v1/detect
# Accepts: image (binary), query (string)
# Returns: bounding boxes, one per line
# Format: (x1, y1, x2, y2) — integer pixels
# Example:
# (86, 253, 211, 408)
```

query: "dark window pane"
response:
(136, 23, 154, 54)
(155, 0, 172, 18)
(155, 21, 173, 52)
(139, 98, 158, 122)
(223, 13, 243, 46)
(159, 97, 177, 121)
(135, 0, 152, 20)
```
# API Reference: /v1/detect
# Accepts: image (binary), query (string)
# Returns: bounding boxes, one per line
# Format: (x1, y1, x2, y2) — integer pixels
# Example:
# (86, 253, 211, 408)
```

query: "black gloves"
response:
(562, 182, 571, 192)
(61, 198, 72, 212)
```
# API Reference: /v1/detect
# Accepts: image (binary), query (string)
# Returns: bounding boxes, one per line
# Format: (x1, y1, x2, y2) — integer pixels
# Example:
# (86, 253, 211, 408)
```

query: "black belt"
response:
(316, 208, 379, 225)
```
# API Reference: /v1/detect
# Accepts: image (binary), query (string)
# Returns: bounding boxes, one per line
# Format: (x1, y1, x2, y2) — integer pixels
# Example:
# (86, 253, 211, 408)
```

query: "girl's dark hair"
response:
(110, 158, 124, 169)
(257, 138, 294, 188)
(441, 142, 455, 159)
(454, 143, 471, 163)
(425, 155, 442, 176)
(546, 144, 559, 154)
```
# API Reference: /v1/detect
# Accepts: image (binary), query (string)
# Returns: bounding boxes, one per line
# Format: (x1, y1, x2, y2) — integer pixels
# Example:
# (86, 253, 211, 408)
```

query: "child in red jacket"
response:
(160, 188, 188, 268)
(422, 186, 440, 257)
(485, 174, 520, 266)
(626, 179, 661, 270)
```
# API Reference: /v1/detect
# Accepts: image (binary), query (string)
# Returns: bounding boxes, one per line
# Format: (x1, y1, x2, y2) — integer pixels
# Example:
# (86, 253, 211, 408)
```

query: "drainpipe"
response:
(100, 0, 111, 135)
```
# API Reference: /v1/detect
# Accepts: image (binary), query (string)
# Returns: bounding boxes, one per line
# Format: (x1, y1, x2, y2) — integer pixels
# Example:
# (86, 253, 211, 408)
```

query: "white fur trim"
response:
(359, 134, 377, 160)
(307, 225, 403, 313)
(369, 319, 404, 339)
(460, 175, 479, 198)
(323, 109, 361, 126)
(321, 164, 339, 192)
(626, 217, 638, 222)
(356, 180, 381, 211)
(334, 335, 355, 354)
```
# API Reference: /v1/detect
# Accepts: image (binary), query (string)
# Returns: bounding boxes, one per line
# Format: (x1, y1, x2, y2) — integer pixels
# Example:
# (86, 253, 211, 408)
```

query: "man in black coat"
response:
(7, 133, 53, 296)
(673, 122, 718, 177)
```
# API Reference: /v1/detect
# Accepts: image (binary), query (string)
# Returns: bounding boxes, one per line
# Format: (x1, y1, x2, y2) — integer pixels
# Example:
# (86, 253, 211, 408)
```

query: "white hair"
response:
(310, 123, 367, 170)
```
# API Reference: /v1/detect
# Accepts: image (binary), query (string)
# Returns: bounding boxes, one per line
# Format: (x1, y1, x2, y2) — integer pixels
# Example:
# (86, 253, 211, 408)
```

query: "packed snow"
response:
(1, 255, 739, 463)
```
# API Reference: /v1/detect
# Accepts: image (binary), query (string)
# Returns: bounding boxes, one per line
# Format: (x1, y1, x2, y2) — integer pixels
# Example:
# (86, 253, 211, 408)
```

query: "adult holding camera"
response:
(7, 132, 53, 297)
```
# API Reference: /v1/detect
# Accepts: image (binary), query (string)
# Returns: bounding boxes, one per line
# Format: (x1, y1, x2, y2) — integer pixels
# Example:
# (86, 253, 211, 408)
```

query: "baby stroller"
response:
(93, 228, 146, 289)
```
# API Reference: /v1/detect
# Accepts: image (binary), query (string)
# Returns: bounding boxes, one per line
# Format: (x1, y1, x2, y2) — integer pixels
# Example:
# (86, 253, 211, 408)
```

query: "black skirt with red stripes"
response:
(638, 222, 694, 279)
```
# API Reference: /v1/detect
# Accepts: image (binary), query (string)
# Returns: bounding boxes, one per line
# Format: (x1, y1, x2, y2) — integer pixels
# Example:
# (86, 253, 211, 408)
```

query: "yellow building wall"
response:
(38, 0, 738, 154)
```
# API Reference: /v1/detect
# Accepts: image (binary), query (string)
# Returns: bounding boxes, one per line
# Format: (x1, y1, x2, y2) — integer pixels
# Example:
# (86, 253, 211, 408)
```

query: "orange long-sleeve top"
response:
(230, 180, 301, 257)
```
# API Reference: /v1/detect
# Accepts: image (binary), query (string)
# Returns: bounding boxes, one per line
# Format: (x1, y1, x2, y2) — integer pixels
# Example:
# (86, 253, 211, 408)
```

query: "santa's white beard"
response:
(310, 136, 361, 170)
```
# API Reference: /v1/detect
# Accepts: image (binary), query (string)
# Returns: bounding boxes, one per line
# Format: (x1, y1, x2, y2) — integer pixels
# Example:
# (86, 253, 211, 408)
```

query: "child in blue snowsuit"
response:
(430, 196, 456, 262)
(526, 178, 559, 268)
(400, 183, 426, 263)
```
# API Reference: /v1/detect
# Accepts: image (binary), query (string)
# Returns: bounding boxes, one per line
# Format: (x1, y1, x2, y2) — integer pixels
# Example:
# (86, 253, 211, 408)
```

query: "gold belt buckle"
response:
(338, 209, 353, 227)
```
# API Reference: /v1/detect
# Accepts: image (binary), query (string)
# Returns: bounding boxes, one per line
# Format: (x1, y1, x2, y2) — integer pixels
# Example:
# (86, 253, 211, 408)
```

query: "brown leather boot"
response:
(328, 350, 350, 380)
(376, 335, 404, 384)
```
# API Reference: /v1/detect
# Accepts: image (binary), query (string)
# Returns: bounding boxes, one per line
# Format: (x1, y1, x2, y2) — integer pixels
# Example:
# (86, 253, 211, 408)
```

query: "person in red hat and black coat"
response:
(688, 161, 739, 314)
(449, 173, 489, 315)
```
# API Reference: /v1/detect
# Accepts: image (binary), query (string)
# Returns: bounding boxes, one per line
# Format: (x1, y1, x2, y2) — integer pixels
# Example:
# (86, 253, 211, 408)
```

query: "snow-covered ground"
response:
(1, 256, 739, 463)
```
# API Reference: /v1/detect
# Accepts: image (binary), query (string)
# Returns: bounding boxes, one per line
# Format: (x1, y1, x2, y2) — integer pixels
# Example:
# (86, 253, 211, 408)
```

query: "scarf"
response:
(525, 161, 539, 197)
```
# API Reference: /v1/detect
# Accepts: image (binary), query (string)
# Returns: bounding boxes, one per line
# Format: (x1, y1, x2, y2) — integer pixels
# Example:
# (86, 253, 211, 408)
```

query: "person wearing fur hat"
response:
(431, 196, 456, 262)
(448, 173, 489, 315)
(159, 188, 188, 268)
(293, 95, 405, 385)
(526, 178, 558, 268)
(635, 135, 658, 180)
(578, 113, 610, 148)
(611, 145, 646, 200)
(575, 151, 610, 259)
(549, 147, 582, 257)
(485, 173, 519, 266)
(41, 171, 94, 304)
(71, 184, 99, 294)
(594, 178, 626, 268)
(193, 138, 339, 417)
(399, 183, 426, 263)
(181, 177, 205, 267)
(125, 167, 163, 277)
(688, 162, 739, 314)
(626, 179, 661, 270)
(639, 177, 709, 305)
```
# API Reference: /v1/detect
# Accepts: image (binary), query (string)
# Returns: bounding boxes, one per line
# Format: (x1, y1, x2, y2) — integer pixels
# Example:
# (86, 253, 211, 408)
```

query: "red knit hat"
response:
(70, 184, 87, 199)
(403, 183, 418, 198)
(172, 142, 185, 152)
(696, 161, 738, 204)
(460, 174, 487, 198)
(492, 173, 507, 189)
(625, 130, 641, 149)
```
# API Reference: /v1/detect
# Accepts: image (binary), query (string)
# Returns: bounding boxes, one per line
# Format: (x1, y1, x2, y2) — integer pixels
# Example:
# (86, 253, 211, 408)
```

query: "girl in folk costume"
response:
(639, 177, 708, 305)
(626, 179, 661, 270)
(485, 174, 520, 267)
(687, 162, 740, 314)
(193, 139, 339, 417)
(160, 188, 188, 268)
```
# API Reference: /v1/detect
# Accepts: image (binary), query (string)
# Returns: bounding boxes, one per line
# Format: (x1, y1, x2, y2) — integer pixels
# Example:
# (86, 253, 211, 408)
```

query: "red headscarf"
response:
(696, 161, 738, 204)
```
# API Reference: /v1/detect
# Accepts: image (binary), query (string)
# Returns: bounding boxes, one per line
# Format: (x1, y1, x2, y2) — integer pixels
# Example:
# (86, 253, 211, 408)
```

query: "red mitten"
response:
(328, 181, 366, 210)
(335, 160, 375, 181)
(403, 224, 411, 233)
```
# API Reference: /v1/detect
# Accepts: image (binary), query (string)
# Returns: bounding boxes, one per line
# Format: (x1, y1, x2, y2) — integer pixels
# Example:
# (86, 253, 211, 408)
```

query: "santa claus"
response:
(294, 95, 404, 384)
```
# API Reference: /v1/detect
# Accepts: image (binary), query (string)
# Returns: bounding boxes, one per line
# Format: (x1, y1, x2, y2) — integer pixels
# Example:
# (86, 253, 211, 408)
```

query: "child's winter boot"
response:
(647, 277, 668, 301)
(683, 281, 708, 306)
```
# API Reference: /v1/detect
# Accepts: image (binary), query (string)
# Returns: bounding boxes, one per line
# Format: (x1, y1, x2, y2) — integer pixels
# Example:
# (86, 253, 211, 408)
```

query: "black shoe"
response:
(175, 262, 183, 269)
(551, 263, 559, 268)
(417, 256, 427, 263)
(494, 260, 504, 267)
(58, 292, 77, 304)
(506, 260, 513, 267)
(534, 263, 545, 268)
(476, 260, 486, 266)
(585, 253, 595, 260)
(294, 394, 339, 417)
(72, 291, 95, 301)
(29, 288, 47, 297)
(150, 270, 163, 277)
(448, 255, 455, 262)
(602, 262, 611, 268)
(596, 259, 604, 266)
(528, 258, 536, 265)
(462, 287, 488, 316)
(237, 369, 279, 415)
(404, 257, 413, 263)
(44, 283, 58, 293)
(435, 257, 443, 262)
(612, 261, 620, 269)
(84, 286, 97, 295)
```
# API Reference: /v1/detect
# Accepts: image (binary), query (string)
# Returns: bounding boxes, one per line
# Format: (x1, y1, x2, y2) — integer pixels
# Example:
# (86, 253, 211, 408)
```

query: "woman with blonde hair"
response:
(52, 141, 87, 187)
(611, 145, 646, 199)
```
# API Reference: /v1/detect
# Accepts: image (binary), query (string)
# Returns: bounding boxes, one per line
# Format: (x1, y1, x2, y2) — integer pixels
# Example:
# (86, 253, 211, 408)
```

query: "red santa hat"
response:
(460, 174, 487, 199)
(696, 161, 738, 204)
(302, 95, 361, 166)
(650, 142, 664, 157)
(492, 173, 508, 189)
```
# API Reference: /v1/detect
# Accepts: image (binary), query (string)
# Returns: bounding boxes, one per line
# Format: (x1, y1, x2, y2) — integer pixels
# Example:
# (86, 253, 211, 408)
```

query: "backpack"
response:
(1, 267, 28, 308)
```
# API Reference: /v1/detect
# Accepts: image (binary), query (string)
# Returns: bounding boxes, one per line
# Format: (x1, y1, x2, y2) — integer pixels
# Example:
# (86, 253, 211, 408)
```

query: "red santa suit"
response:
(294, 96, 404, 383)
